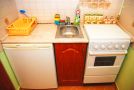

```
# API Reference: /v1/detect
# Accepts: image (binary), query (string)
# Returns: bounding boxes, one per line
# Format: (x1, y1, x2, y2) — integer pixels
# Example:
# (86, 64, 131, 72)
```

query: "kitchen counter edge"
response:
(2, 24, 89, 44)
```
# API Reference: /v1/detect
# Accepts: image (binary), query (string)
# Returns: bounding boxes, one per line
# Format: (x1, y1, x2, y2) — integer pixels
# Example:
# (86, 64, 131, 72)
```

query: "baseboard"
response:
(17, 86, 20, 90)
(115, 82, 119, 90)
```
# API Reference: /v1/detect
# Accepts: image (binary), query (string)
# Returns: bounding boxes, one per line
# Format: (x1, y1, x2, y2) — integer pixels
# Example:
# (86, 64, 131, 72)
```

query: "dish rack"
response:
(7, 17, 37, 36)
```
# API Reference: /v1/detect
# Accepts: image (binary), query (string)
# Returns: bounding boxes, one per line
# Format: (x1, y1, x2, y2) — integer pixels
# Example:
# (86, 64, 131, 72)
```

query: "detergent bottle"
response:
(74, 7, 80, 25)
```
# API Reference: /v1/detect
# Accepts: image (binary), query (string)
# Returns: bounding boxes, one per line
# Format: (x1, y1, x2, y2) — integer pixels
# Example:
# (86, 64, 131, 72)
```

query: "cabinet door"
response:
(54, 43, 87, 85)
(0, 61, 15, 90)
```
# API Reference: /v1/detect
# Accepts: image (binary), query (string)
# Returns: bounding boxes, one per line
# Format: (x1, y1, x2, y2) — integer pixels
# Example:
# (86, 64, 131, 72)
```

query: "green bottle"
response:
(74, 15, 80, 25)
(74, 7, 80, 25)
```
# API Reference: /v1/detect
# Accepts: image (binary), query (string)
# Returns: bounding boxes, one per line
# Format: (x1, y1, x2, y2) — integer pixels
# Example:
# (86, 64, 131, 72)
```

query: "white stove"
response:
(83, 24, 130, 84)
(84, 24, 130, 54)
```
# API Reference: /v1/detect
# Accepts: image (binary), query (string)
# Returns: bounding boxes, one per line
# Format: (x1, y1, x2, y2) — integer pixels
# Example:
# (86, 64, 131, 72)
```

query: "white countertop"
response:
(2, 24, 88, 44)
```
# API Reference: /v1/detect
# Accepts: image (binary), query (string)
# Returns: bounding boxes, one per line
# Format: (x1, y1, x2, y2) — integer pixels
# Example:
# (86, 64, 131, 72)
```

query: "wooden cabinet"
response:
(0, 60, 15, 90)
(54, 43, 87, 85)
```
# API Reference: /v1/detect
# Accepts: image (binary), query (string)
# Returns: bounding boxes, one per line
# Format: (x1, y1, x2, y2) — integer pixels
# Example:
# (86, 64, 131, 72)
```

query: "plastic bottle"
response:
(74, 6, 80, 25)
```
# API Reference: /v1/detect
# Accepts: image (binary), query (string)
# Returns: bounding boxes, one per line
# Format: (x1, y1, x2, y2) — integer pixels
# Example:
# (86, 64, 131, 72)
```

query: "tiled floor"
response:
(21, 83, 117, 90)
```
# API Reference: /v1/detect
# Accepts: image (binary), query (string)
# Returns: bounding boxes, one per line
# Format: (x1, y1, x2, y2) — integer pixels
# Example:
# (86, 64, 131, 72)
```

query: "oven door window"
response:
(94, 56, 116, 66)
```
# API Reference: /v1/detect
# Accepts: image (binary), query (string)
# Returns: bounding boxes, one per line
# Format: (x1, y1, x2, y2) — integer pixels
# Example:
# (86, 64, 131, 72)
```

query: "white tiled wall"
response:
(15, 0, 79, 23)
(0, 0, 18, 40)
(15, 0, 124, 23)
(0, 0, 124, 31)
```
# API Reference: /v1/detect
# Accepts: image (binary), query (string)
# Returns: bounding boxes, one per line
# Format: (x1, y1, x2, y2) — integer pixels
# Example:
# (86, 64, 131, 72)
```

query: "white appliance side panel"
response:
(84, 75, 116, 83)
(4, 44, 57, 89)
(84, 66, 120, 76)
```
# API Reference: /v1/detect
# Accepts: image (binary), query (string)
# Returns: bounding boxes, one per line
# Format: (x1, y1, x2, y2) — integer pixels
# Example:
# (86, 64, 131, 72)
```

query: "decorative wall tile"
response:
(80, 0, 124, 22)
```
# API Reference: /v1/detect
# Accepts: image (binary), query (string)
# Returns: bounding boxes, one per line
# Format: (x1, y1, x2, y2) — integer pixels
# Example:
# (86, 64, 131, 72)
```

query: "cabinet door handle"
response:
(62, 48, 79, 53)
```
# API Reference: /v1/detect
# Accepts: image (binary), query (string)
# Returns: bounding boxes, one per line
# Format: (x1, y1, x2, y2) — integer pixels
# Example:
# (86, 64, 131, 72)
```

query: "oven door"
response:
(84, 53, 125, 76)
(88, 54, 125, 67)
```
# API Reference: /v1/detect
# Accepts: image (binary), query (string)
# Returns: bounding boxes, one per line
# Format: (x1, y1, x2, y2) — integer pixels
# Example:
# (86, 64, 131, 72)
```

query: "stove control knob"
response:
(94, 45, 98, 49)
(121, 44, 125, 49)
(115, 44, 119, 49)
(101, 45, 105, 49)
(108, 45, 112, 49)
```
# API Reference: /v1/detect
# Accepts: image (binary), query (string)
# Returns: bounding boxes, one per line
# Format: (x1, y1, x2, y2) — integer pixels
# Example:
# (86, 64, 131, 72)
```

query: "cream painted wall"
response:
(0, 0, 18, 40)
(119, 0, 134, 35)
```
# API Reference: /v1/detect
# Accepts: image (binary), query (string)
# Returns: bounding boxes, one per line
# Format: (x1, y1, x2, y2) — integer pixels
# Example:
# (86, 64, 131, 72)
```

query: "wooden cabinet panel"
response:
(0, 61, 15, 90)
(54, 43, 87, 85)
